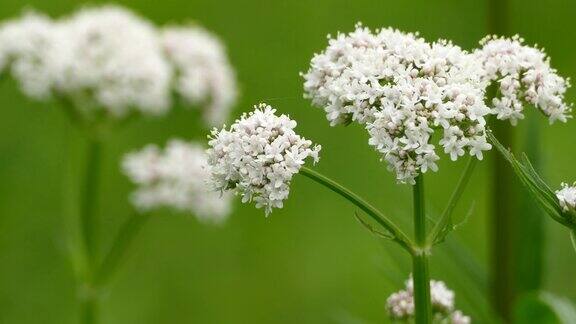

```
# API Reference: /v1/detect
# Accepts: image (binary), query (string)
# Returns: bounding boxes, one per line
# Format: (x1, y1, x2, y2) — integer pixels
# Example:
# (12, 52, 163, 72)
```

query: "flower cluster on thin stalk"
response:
(302, 23, 491, 184)
(207, 103, 321, 215)
(123, 139, 233, 224)
(474, 35, 571, 125)
(386, 277, 470, 323)
(0, 5, 237, 125)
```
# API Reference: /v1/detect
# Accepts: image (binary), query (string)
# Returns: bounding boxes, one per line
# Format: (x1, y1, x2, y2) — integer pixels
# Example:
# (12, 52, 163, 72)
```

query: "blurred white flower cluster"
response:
(386, 277, 470, 323)
(302, 24, 491, 184)
(474, 35, 571, 125)
(556, 182, 576, 213)
(123, 140, 233, 224)
(162, 27, 237, 126)
(207, 103, 321, 215)
(0, 5, 237, 125)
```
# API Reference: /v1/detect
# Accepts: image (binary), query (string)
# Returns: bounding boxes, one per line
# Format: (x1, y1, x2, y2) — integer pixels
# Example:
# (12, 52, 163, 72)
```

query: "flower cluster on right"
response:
(302, 23, 571, 184)
(386, 277, 470, 324)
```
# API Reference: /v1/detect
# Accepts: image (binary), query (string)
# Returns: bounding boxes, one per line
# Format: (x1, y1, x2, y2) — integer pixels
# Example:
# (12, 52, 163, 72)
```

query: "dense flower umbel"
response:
(302, 23, 490, 184)
(0, 6, 237, 123)
(207, 104, 321, 215)
(556, 182, 576, 213)
(123, 140, 232, 224)
(162, 26, 237, 126)
(474, 35, 572, 125)
(386, 277, 470, 323)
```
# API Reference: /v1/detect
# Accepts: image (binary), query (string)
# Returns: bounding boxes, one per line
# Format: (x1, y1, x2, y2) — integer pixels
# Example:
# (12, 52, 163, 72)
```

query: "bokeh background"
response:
(0, 0, 575, 323)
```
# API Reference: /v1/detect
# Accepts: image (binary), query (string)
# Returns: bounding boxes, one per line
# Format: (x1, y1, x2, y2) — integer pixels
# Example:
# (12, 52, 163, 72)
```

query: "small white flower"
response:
(303, 23, 490, 184)
(386, 289, 414, 320)
(474, 35, 572, 124)
(123, 140, 233, 224)
(386, 277, 470, 322)
(451, 310, 471, 324)
(556, 182, 576, 213)
(206, 103, 321, 215)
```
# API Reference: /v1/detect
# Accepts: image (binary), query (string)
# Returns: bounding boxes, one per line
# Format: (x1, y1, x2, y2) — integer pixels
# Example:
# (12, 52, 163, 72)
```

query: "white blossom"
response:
(123, 140, 233, 224)
(556, 182, 576, 213)
(162, 26, 237, 126)
(302, 23, 491, 184)
(55, 6, 172, 117)
(0, 5, 237, 124)
(474, 35, 572, 125)
(451, 310, 471, 324)
(0, 11, 59, 99)
(206, 103, 321, 215)
(386, 277, 470, 323)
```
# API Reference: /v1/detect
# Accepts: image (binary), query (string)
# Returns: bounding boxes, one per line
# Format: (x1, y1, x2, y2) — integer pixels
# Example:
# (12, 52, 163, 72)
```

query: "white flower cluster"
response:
(207, 103, 321, 215)
(302, 24, 491, 184)
(122, 140, 233, 224)
(474, 35, 571, 125)
(556, 182, 576, 213)
(162, 26, 237, 126)
(0, 5, 237, 123)
(386, 277, 470, 323)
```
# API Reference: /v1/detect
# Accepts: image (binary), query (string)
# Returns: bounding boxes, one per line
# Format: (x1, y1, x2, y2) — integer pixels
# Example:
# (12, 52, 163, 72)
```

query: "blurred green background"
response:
(1, 0, 575, 323)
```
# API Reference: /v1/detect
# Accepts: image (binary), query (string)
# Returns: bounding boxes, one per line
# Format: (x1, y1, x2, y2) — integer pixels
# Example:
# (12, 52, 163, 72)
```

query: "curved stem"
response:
(426, 157, 477, 245)
(96, 212, 151, 287)
(299, 167, 413, 252)
(412, 175, 432, 324)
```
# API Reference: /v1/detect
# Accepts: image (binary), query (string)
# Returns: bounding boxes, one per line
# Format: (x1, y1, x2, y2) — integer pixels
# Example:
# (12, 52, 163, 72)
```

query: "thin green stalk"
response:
(427, 157, 477, 245)
(79, 295, 98, 324)
(299, 167, 413, 252)
(81, 137, 102, 269)
(412, 175, 432, 324)
(96, 212, 151, 287)
(78, 136, 103, 324)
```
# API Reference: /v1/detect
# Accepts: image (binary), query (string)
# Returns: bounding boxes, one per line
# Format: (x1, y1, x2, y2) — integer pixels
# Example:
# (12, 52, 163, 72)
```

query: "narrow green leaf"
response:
(487, 132, 569, 227)
(353, 211, 395, 241)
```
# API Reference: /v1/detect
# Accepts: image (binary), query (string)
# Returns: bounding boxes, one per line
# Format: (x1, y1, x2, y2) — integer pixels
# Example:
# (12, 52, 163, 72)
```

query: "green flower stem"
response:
(79, 295, 98, 324)
(81, 137, 102, 268)
(96, 212, 151, 287)
(426, 157, 477, 245)
(412, 175, 432, 324)
(78, 136, 103, 324)
(299, 167, 414, 252)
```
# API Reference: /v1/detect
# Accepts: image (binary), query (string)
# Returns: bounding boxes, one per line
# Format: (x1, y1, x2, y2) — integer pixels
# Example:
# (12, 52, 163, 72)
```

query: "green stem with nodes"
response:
(412, 175, 432, 324)
(427, 157, 477, 245)
(96, 212, 151, 287)
(299, 167, 413, 253)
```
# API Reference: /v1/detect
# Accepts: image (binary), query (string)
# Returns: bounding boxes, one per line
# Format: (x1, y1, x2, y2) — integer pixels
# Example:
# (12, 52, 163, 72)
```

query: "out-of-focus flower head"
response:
(302, 23, 490, 184)
(474, 35, 571, 125)
(207, 103, 321, 215)
(0, 5, 237, 125)
(123, 139, 233, 224)
(162, 26, 237, 126)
